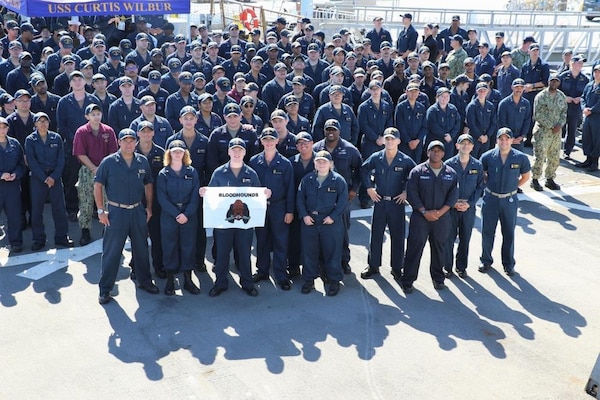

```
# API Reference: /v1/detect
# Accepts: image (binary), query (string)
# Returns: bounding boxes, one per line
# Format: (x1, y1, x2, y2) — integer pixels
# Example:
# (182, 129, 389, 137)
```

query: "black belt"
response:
(107, 200, 141, 209)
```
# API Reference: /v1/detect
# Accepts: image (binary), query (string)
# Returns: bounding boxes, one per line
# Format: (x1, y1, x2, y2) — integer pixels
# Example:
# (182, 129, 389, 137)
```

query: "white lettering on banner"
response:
(203, 187, 267, 229)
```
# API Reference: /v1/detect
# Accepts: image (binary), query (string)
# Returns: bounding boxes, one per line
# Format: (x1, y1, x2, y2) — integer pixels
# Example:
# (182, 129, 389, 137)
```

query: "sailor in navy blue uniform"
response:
(296, 150, 348, 296)
(94, 128, 160, 305)
(287, 132, 315, 277)
(312, 119, 362, 274)
(478, 128, 531, 276)
(156, 140, 201, 296)
(395, 83, 427, 163)
(360, 128, 415, 280)
(200, 137, 271, 297)
(400, 140, 458, 293)
(0, 116, 25, 253)
(444, 134, 484, 278)
(249, 128, 296, 290)
(25, 112, 73, 250)
(425, 87, 461, 160)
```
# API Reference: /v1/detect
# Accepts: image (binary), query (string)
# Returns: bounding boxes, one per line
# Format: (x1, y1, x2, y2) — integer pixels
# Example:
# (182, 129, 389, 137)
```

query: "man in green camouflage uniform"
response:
(446, 35, 467, 80)
(531, 74, 567, 191)
(510, 36, 535, 70)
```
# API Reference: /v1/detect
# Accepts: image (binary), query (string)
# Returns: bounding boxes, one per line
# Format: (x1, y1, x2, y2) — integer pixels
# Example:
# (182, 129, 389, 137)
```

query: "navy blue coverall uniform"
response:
(209, 162, 262, 291)
(296, 170, 348, 283)
(479, 147, 531, 272)
(249, 152, 295, 283)
(465, 98, 498, 158)
(25, 130, 69, 246)
(0, 136, 25, 248)
(313, 138, 362, 268)
(401, 162, 458, 286)
(444, 154, 484, 273)
(166, 131, 210, 268)
(425, 103, 461, 159)
(164, 91, 199, 132)
(207, 125, 258, 174)
(497, 96, 531, 151)
(559, 70, 589, 157)
(312, 102, 359, 145)
(395, 99, 428, 163)
(130, 115, 173, 149)
(287, 151, 315, 273)
(157, 165, 200, 273)
(358, 98, 394, 158)
(108, 97, 142, 133)
(580, 80, 600, 162)
(95, 151, 154, 297)
(135, 143, 165, 275)
(361, 149, 415, 273)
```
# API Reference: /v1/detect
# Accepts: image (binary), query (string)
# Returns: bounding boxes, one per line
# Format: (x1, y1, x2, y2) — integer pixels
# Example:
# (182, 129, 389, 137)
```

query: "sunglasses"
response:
(243, 103, 254, 108)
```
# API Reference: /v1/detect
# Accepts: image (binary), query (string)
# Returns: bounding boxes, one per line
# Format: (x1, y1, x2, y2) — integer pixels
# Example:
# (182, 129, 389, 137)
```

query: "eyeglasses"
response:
(296, 141, 311, 146)
(243, 104, 254, 108)
(16, 98, 31, 103)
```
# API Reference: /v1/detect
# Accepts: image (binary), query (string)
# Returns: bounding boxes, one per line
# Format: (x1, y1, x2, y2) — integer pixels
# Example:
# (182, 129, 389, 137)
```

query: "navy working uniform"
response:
(166, 129, 210, 268)
(287, 142, 315, 275)
(209, 160, 262, 292)
(0, 132, 25, 250)
(395, 97, 427, 163)
(559, 67, 589, 157)
(297, 168, 348, 285)
(24, 126, 70, 247)
(312, 102, 359, 145)
(479, 137, 531, 273)
(313, 133, 362, 271)
(361, 145, 415, 275)
(444, 147, 485, 274)
(207, 124, 258, 173)
(108, 97, 142, 132)
(465, 97, 497, 158)
(401, 149, 459, 288)
(580, 78, 600, 169)
(130, 114, 173, 149)
(157, 162, 200, 273)
(358, 97, 394, 158)
(425, 101, 461, 159)
(497, 95, 531, 151)
(249, 148, 295, 284)
(135, 140, 166, 276)
(95, 142, 155, 298)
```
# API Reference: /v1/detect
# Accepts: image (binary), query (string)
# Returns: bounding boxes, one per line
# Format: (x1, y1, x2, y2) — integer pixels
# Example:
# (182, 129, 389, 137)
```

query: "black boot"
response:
(588, 157, 599, 172)
(183, 271, 200, 294)
(164, 272, 175, 296)
(575, 157, 592, 168)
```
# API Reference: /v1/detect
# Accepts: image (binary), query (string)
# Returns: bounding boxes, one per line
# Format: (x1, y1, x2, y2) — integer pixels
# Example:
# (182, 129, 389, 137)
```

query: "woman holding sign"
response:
(200, 137, 271, 298)
(157, 140, 201, 296)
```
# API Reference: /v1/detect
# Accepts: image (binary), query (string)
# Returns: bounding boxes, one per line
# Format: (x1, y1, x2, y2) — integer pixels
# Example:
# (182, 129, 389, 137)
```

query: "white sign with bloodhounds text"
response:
(203, 187, 267, 229)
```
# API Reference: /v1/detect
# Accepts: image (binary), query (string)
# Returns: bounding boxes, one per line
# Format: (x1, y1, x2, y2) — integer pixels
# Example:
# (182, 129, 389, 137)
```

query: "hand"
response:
(1, 172, 11, 181)
(303, 215, 314, 226)
(512, 136, 523, 144)
(444, 133, 452, 143)
(367, 188, 381, 202)
(573, 97, 581, 104)
(394, 192, 407, 204)
(479, 135, 488, 144)
(323, 216, 334, 225)
(264, 188, 272, 199)
(99, 213, 110, 226)
(375, 136, 385, 146)
(552, 125, 562, 134)
(565, 96, 573, 104)
(175, 213, 188, 224)
(408, 139, 419, 150)
(463, 127, 470, 134)
(348, 190, 357, 202)
(583, 109, 591, 117)
(424, 209, 440, 221)
(146, 208, 152, 223)
(284, 213, 294, 224)
(45, 177, 55, 187)
(199, 187, 207, 197)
